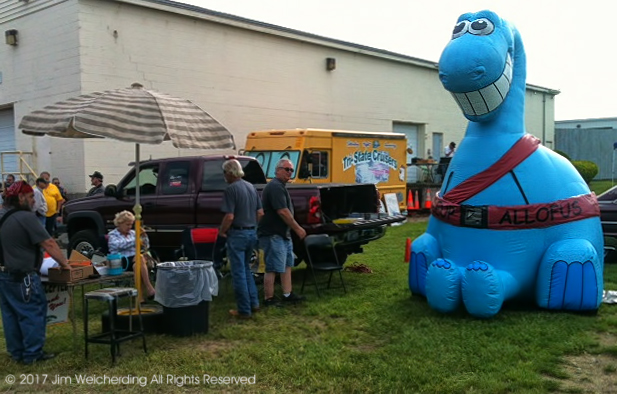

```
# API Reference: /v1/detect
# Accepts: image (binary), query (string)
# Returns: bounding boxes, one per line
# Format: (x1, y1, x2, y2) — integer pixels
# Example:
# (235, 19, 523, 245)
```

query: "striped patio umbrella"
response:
(19, 82, 235, 150)
(19, 82, 235, 301)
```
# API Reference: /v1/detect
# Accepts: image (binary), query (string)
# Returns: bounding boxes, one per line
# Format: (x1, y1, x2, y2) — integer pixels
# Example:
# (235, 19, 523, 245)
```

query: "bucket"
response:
(106, 254, 129, 276)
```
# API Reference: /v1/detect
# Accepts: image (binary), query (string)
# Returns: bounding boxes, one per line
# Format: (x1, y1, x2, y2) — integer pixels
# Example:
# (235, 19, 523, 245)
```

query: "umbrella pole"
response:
(134, 143, 143, 304)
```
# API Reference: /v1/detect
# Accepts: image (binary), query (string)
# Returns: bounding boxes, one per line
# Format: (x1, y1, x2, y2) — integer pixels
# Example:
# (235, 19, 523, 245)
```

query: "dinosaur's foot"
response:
(462, 261, 504, 318)
(537, 239, 602, 311)
(409, 233, 440, 297)
(425, 258, 462, 313)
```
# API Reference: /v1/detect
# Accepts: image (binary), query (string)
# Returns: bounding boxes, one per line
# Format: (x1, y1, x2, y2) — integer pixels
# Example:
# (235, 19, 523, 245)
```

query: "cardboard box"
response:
(47, 251, 94, 283)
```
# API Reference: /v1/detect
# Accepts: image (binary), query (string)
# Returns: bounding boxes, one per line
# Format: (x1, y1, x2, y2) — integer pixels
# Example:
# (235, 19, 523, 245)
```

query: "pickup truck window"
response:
(162, 161, 190, 195)
(124, 165, 159, 196)
(201, 159, 267, 191)
(247, 150, 300, 179)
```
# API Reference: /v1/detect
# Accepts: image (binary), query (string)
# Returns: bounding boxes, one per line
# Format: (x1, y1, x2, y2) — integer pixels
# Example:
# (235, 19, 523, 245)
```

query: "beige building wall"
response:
(0, 0, 86, 190)
(0, 0, 557, 193)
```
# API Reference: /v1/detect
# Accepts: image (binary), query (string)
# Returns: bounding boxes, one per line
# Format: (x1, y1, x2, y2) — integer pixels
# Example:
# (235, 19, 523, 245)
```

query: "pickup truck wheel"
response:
(68, 230, 100, 258)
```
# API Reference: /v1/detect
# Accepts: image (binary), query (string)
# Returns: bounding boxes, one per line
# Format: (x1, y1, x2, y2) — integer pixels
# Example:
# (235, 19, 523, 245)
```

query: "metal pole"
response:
(134, 143, 143, 304)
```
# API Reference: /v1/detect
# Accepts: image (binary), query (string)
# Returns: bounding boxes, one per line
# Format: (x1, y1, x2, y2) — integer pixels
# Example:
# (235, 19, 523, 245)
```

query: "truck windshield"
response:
(246, 150, 300, 179)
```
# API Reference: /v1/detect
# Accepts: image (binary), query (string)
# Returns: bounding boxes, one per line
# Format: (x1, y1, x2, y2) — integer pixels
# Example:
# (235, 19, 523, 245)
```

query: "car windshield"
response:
(246, 150, 300, 179)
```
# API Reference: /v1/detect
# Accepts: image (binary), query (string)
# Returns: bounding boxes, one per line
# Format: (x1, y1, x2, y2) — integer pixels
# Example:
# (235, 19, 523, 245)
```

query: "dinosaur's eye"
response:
(469, 18, 494, 35)
(452, 21, 469, 39)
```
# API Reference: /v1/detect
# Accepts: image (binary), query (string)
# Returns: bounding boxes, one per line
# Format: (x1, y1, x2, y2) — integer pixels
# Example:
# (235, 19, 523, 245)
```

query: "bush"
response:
(572, 160, 599, 183)
(553, 150, 571, 161)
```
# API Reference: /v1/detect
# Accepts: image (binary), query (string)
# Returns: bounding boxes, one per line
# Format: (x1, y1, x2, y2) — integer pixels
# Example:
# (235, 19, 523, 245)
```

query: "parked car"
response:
(598, 185, 617, 248)
(61, 155, 406, 264)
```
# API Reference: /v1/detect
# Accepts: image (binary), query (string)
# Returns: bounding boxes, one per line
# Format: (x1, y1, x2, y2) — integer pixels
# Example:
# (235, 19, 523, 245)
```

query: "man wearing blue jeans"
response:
(258, 159, 307, 306)
(0, 181, 71, 364)
(220, 159, 264, 319)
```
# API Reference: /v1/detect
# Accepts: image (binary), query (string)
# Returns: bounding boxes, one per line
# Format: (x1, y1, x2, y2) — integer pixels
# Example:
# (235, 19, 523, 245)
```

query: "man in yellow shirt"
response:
(40, 171, 65, 237)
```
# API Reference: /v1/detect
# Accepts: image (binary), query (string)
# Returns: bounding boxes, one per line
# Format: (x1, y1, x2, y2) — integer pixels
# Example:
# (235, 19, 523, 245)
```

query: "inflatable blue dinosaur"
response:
(409, 10, 604, 318)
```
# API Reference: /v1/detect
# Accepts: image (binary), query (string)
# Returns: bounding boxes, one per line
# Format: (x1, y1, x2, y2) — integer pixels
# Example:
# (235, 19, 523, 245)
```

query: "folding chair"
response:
(301, 234, 346, 297)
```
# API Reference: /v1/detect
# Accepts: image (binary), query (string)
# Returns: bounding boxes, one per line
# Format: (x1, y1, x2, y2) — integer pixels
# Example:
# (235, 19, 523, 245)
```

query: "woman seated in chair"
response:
(107, 210, 156, 299)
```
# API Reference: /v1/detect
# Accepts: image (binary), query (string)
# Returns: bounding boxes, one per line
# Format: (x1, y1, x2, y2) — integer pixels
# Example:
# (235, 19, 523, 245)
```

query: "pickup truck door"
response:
(98, 164, 159, 230)
(155, 160, 194, 249)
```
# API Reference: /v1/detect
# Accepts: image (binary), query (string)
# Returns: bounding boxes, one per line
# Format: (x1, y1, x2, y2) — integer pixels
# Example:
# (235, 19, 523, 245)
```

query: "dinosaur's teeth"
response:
(452, 92, 476, 115)
(480, 84, 504, 113)
(453, 53, 512, 117)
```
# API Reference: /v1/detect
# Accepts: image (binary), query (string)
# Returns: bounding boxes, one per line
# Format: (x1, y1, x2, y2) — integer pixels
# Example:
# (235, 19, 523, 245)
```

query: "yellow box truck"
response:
(244, 129, 407, 212)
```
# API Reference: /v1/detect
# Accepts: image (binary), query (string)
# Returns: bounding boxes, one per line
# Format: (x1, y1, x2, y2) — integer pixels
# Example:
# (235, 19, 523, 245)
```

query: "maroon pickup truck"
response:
(61, 155, 405, 263)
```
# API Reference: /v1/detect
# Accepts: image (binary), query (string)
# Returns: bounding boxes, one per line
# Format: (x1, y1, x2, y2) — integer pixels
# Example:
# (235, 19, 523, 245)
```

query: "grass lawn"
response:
(590, 180, 614, 195)
(1, 221, 617, 393)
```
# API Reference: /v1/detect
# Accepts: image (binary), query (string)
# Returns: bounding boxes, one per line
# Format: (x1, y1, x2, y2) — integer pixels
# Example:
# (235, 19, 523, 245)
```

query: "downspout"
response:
(542, 93, 546, 145)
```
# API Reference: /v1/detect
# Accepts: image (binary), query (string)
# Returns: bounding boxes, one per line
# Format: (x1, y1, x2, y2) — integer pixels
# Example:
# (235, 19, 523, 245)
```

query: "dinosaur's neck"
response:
(467, 29, 527, 139)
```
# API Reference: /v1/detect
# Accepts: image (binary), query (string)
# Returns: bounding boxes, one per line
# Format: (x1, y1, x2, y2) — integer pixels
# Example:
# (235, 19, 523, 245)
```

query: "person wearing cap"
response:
(87, 171, 104, 197)
(0, 181, 71, 364)
(32, 178, 48, 227)
(39, 171, 65, 237)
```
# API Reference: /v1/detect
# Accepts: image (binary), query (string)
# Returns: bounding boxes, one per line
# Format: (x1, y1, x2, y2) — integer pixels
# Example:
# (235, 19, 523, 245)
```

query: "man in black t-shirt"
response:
(258, 159, 306, 306)
(0, 181, 70, 365)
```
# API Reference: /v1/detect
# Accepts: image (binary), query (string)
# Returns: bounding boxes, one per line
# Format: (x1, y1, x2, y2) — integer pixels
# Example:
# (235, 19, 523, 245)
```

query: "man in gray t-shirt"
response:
(220, 159, 264, 318)
(0, 181, 70, 365)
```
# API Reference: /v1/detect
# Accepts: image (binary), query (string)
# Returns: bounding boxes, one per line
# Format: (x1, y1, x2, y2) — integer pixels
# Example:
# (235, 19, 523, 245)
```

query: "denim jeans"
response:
(0, 272, 47, 363)
(226, 229, 259, 315)
(45, 214, 57, 237)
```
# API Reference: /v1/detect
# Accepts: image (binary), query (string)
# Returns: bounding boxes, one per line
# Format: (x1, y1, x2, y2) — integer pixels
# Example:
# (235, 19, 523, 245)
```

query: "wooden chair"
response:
(301, 234, 346, 297)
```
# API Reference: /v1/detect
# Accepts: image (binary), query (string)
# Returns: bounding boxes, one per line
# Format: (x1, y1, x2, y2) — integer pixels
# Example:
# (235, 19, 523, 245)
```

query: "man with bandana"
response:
(0, 181, 71, 364)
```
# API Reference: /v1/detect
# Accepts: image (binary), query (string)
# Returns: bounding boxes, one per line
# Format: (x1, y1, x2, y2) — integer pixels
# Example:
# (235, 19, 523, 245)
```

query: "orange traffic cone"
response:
(404, 237, 411, 263)
(425, 188, 432, 209)
(414, 190, 420, 210)
(407, 190, 414, 211)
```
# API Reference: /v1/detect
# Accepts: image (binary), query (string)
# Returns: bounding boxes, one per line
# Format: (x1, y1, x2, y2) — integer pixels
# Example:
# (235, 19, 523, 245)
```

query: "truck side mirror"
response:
(104, 184, 118, 197)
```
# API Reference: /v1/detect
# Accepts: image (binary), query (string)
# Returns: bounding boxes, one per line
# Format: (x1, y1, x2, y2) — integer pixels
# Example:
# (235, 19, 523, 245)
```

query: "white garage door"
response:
(0, 108, 17, 176)
(393, 123, 418, 183)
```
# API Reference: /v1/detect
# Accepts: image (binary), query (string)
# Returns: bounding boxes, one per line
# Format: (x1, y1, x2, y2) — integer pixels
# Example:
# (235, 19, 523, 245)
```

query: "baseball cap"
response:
(89, 171, 103, 180)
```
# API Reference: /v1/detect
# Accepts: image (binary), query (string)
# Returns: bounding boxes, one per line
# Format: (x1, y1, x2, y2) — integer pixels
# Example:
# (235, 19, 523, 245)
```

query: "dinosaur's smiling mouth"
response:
(450, 53, 512, 117)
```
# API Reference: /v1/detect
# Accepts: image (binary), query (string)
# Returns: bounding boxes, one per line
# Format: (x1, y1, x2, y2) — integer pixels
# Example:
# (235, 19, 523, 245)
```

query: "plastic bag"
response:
(154, 261, 218, 308)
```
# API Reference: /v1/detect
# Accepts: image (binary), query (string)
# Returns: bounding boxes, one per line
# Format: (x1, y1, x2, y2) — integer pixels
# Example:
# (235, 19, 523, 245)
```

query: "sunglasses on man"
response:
(278, 167, 294, 173)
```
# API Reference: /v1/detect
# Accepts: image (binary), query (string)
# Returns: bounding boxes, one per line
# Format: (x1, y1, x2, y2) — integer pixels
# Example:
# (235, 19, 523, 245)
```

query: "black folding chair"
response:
(301, 234, 346, 297)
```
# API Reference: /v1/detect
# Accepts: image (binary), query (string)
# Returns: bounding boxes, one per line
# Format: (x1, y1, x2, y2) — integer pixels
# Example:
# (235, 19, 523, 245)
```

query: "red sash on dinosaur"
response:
(431, 134, 600, 230)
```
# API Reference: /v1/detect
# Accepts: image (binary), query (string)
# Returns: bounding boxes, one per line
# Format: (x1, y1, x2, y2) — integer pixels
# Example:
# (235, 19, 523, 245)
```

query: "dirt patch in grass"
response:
(545, 333, 617, 393)
(194, 339, 237, 355)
